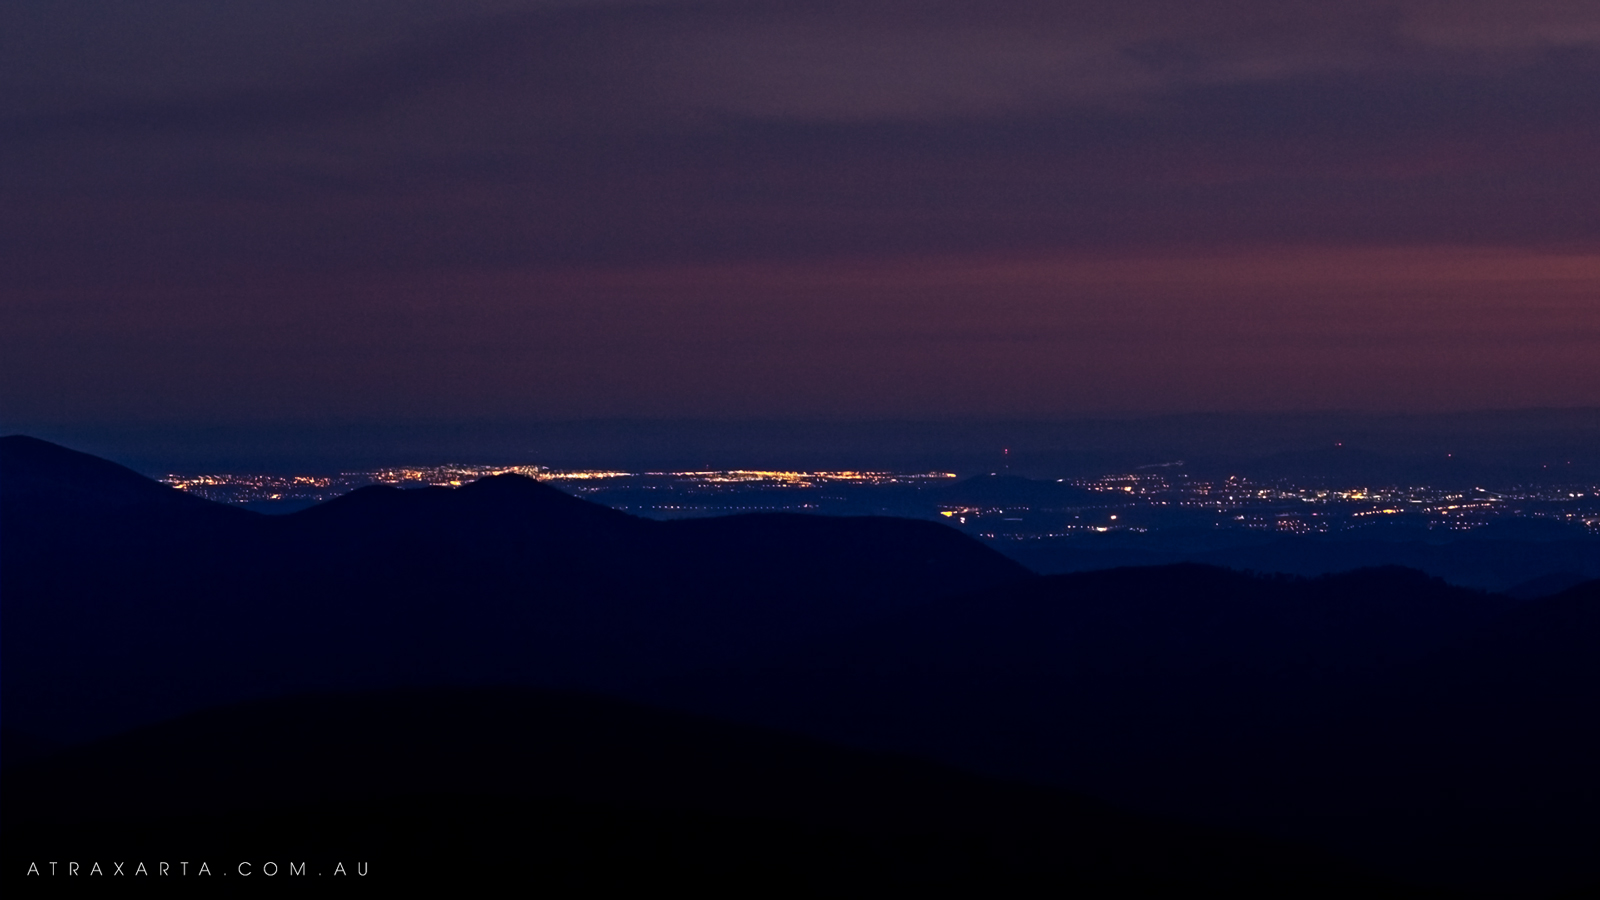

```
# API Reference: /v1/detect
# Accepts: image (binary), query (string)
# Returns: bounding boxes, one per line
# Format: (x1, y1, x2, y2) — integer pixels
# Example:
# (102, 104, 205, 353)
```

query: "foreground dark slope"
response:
(8, 437, 1600, 891)
(1, 436, 1027, 743)
(1, 686, 1391, 895)
(655, 564, 1520, 803)
(654, 566, 1600, 890)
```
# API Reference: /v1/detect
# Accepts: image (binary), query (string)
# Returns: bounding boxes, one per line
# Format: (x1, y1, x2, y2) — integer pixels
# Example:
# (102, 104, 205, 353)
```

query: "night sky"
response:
(5, 1, 1600, 430)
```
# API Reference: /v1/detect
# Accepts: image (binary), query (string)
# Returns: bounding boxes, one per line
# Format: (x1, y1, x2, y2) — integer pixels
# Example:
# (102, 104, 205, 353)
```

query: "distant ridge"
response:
(0, 435, 231, 513)
(300, 471, 631, 524)
(1, 437, 1028, 744)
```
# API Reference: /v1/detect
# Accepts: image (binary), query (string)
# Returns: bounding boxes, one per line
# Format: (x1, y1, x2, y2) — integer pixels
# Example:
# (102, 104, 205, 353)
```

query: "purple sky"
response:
(5, 1, 1599, 426)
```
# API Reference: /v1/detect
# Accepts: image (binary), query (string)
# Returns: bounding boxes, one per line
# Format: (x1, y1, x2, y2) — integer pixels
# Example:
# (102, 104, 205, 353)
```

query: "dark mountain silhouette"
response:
(2, 435, 1028, 743)
(1, 434, 233, 514)
(653, 565, 1600, 890)
(1, 687, 1388, 894)
(1, 434, 256, 563)
(655, 564, 1518, 783)
(8, 436, 1600, 892)
(1003, 533, 1600, 593)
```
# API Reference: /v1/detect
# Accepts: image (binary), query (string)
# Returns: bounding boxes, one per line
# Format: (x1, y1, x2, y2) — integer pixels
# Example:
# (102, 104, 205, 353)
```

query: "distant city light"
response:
(159, 466, 1600, 537)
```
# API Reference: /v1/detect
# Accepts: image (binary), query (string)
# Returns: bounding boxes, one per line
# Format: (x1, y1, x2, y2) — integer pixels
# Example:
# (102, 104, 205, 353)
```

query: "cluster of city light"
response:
(163, 466, 958, 507)
(367, 465, 549, 486)
(165, 472, 346, 503)
(650, 470, 956, 485)
(166, 465, 565, 502)
(544, 471, 635, 481)
(160, 464, 1600, 535)
(948, 472, 1600, 536)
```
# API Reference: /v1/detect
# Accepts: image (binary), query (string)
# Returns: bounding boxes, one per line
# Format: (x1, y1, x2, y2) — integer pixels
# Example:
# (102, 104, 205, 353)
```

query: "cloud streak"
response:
(5, 1, 1600, 421)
